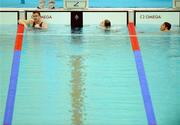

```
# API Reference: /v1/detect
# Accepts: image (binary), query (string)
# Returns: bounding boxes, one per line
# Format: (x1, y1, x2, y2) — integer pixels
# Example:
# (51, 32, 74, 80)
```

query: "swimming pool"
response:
(0, 24, 180, 125)
(0, 0, 172, 8)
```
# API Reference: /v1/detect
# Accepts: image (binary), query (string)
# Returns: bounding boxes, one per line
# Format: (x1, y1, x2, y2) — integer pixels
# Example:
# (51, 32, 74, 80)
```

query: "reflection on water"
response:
(70, 55, 85, 125)
(71, 28, 84, 44)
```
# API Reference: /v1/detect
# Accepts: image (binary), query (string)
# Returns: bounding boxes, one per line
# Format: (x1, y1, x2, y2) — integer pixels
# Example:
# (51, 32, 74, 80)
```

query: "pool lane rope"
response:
(128, 22, 157, 125)
(3, 24, 25, 125)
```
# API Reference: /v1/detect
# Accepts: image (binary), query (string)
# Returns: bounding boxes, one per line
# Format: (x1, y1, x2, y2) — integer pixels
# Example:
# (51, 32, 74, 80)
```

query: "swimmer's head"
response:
(32, 11, 41, 22)
(160, 22, 171, 31)
(100, 19, 111, 28)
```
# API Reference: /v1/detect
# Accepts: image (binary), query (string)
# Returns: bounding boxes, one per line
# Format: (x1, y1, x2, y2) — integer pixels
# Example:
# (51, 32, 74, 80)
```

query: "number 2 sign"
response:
(64, 0, 88, 9)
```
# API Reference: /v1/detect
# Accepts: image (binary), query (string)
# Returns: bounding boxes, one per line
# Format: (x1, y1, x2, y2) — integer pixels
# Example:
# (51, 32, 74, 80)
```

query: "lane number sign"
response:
(64, 0, 88, 9)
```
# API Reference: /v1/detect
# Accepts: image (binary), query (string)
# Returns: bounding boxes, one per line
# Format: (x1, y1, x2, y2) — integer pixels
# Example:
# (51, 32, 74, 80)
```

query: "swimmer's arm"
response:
(41, 22, 48, 29)
(98, 25, 109, 30)
(98, 26, 120, 32)
(111, 28, 120, 32)
(18, 19, 34, 28)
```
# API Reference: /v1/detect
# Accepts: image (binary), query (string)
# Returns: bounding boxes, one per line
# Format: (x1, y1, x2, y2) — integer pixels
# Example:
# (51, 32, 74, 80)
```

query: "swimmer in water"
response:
(19, 11, 48, 29)
(138, 22, 172, 34)
(160, 22, 171, 32)
(99, 19, 121, 32)
(100, 19, 111, 30)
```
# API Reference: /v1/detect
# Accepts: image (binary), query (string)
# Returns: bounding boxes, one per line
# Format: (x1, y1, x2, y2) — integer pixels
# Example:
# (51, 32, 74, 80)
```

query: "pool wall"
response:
(0, 11, 19, 24)
(0, 9, 180, 26)
(135, 10, 180, 26)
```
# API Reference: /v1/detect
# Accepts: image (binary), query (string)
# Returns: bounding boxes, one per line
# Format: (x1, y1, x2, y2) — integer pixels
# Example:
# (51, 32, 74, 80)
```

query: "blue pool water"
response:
(0, 24, 180, 125)
(0, 0, 172, 8)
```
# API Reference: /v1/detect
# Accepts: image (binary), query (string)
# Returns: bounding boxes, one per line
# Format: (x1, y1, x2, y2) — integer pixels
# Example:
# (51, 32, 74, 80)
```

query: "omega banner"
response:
(83, 12, 128, 25)
(136, 12, 180, 26)
(27, 11, 128, 25)
(27, 12, 71, 25)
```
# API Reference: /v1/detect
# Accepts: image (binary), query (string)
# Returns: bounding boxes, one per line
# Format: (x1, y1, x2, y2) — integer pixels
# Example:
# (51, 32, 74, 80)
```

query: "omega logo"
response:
(140, 15, 161, 19)
(31, 15, 52, 19)
(41, 15, 52, 19)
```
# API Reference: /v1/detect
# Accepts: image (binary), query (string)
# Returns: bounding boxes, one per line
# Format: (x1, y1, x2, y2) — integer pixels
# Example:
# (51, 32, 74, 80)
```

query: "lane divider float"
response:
(128, 22, 157, 125)
(3, 24, 25, 125)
